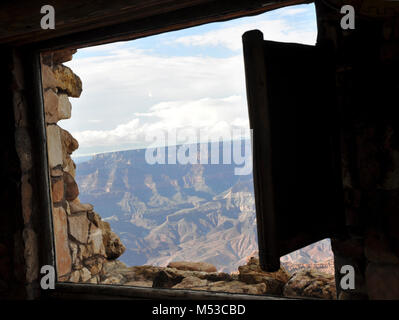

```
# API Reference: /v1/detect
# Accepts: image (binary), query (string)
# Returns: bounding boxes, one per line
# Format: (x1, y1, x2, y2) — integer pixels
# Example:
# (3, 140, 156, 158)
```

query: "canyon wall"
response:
(41, 49, 126, 283)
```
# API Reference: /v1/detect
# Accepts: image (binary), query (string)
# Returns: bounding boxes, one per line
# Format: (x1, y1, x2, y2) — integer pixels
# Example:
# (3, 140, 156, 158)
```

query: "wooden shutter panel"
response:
(242, 30, 345, 272)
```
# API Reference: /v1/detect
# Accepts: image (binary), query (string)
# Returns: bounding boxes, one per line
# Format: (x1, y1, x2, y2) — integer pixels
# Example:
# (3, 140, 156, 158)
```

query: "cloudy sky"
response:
(62, 4, 317, 157)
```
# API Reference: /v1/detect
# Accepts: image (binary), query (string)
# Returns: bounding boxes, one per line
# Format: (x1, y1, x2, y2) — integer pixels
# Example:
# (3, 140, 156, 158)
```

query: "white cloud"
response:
(62, 5, 316, 155)
(174, 17, 316, 51)
(73, 95, 249, 150)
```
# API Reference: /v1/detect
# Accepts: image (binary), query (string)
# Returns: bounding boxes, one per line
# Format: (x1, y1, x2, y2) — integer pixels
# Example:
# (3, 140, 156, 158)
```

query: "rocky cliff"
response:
(75, 148, 334, 273)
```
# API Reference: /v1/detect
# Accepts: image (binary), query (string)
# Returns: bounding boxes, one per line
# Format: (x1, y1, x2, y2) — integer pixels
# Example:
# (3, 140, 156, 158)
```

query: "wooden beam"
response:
(1, 0, 310, 48)
(49, 282, 301, 300)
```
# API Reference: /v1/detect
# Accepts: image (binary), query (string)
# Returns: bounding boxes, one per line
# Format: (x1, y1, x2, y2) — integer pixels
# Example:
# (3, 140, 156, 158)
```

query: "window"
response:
(39, 3, 339, 300)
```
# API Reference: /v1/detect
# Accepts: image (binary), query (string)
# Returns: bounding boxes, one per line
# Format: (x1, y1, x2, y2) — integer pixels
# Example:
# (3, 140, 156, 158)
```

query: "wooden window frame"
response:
(21, 0, 312, 300)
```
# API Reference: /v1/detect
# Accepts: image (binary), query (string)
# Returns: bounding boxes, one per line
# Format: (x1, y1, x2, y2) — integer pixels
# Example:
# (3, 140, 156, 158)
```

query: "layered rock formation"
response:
(41, 49, 125, 283)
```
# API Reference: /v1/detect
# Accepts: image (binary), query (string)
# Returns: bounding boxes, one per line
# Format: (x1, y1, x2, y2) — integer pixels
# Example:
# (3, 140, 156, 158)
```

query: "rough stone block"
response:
(61, 129, 79, 156)
(88, 224, 106, 256)
(52, 64, 82, 97)
(167, 261, 217, 273)
(51, 177, 64, 203)
(43, 89, 59, 123)
(46, 125, 63, 169)
(58, 94, 72, 120)
(68, 213, 90, 244)
(63, 156, 76, 177)
(80, 267, 91, 282)
(69, 198, 93, 214)
(69, 270, 80, 283)
(41, 64, 58, 90)
(63, 171, 79, 201)
(52, 207, 72, 277)
(50, 167, 63, 177)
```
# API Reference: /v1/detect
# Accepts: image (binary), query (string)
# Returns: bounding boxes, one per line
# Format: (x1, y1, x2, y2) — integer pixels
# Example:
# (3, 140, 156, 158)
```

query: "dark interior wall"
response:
(0, 49, 28, 299)
(0, 48, 46, 300)
(315, 1, 399, 299)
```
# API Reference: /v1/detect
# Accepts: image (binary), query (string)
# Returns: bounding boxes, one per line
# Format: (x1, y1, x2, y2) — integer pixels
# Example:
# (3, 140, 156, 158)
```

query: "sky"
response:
(62, 4, 317, 157)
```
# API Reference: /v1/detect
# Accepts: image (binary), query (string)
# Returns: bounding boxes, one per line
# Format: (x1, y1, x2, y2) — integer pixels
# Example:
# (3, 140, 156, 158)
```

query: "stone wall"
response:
(0, 50, 40, 299)
(41, 50, 125, 284)
(316, 0, 399, 300)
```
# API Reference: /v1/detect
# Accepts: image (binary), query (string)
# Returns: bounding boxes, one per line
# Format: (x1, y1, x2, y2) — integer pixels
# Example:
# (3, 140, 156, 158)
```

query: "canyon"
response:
(74, 145, 334, 274)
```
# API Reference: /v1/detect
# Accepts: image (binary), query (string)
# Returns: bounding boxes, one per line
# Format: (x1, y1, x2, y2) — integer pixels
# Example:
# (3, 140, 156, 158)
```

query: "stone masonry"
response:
(41, 49, 125, 284)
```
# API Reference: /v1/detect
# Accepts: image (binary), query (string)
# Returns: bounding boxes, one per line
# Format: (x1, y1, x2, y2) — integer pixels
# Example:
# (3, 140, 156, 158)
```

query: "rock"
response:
(239, 257, 290, 283)
(61, 128, 79, 155)
(43, 89, 59, 123)
(167, 261, 217, 273)
(88, 261, 103, 276)
(124, 280, 153, 287)
(210, 281, 267, 295)
(58, 94, 72, 120)
(101, 221, 126, 259)
(64, 156, 76, 177)
(50, 167, 63, 177)
(79, 243, 92, 261)
(86, 211, 125, 259)
(69, 241, 80, 269)
(80, 267, 92, 282)
(128, 265, 163, 281)
(63, 171, 79, 201)
(87, 277, 98, 284)
(102, 260, 128, 274)
(41, 64, 58, 89)
(52, 49, 77, 64)
(51, 176, 64, 203)
(184, 280, 267, 295)
(150, 267, 233, 289)
(283, 259, 335, 275)
(238, 257, 289, 294)
(101, 274, 124, 285)
(69, 270, 81, 283)
(67, 213, 90, 243)
(69, 198, 93, 213)
(172, 276, 208, 289)
(52, 64, 82, 97)
(43, 90, 71, 123)
(87, 211, 102, 228)
(283, 270, 337, 300)
(152, 270, 185, 288)
(88, 224, 106, 256)
(52, 207, 71, 277)
(46, 125, 63, 169)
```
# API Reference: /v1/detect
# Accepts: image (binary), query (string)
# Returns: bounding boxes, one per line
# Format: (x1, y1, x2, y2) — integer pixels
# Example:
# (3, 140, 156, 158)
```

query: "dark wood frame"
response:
(19, 0, 314, 300)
